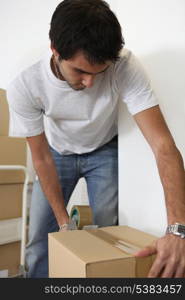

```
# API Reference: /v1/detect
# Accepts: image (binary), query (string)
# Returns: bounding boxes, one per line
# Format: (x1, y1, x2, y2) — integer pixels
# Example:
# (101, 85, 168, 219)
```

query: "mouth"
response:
(74, 87, 86, 91)
(76, 85, 86, 90)
(69, 82, 86, 91)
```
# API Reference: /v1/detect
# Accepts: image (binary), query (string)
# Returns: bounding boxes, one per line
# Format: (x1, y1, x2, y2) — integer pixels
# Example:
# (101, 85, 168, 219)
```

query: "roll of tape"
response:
(70, 205, 93, 229)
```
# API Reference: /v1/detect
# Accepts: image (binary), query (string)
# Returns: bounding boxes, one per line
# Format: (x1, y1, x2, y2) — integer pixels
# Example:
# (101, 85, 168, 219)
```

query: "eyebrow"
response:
(73, 65, 110, 75)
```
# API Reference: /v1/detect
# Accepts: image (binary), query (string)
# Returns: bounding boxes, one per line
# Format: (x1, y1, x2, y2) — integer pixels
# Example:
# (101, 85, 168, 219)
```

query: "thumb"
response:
(133, 244, 157, 257)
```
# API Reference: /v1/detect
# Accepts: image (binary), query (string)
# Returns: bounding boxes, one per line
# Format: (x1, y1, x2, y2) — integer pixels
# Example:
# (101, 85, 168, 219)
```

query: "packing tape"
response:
(70, 205, 93, 229)
(85, 229, 141, 255)
(70, 206, 145, 255)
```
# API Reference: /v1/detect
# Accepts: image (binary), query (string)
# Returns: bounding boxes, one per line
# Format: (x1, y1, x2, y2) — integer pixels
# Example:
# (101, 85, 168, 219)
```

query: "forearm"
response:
(34, 156, 69, 226)
(155, 145, 185, 224)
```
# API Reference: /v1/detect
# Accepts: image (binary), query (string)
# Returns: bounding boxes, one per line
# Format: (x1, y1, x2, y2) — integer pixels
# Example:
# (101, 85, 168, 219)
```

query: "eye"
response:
(75, 69, 84, 74)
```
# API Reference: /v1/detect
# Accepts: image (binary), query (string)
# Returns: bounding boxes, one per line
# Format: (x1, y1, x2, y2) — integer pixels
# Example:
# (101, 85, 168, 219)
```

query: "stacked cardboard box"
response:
(49, 225, 157, 278)
(0, 89, 9, 136)
(0, 88, 27, 277)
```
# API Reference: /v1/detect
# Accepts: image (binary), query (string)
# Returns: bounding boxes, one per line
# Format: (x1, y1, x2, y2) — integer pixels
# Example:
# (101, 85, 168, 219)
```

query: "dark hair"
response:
(49, 0, 124, 64)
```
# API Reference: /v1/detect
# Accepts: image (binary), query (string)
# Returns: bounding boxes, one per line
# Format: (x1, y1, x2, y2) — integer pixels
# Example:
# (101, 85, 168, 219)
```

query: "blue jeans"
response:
(26, 135, 118, 278)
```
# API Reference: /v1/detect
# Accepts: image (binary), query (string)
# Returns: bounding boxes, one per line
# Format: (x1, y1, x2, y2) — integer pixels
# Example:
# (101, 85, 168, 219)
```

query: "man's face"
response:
(51, 49, 112, 91)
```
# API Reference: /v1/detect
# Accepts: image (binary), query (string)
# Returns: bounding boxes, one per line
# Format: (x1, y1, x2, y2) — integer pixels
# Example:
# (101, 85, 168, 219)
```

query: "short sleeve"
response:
(114, 50, 158, 115)
(6, 77, 44, 137)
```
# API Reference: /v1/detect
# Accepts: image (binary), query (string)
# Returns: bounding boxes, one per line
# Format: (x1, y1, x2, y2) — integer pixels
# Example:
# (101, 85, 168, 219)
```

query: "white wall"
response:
(1, 1, 184, 229)
(0, 0, 89, 211)
(110, 0, 185, 236)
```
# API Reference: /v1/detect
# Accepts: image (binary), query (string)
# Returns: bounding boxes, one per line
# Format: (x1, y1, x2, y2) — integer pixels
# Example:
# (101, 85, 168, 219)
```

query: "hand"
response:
(59, 224, 69, 232)
(59, 219, 77, 232)
(133, 234, 185, 278)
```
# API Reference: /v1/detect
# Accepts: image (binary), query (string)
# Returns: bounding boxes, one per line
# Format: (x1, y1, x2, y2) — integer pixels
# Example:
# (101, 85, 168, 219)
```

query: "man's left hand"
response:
(134, 234, 185, 277)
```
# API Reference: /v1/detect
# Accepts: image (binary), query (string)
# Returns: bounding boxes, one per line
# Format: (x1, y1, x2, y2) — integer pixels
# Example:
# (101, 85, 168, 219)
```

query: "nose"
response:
(82, 74, 95, 88)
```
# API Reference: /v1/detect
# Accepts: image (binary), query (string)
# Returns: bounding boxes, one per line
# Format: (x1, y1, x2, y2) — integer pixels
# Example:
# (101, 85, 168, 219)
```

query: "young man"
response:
(7, 0, 185, 278)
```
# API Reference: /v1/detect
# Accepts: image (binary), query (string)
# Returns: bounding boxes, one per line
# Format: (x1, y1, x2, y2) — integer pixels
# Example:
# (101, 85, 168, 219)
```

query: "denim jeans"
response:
(25, 135, 118, 278)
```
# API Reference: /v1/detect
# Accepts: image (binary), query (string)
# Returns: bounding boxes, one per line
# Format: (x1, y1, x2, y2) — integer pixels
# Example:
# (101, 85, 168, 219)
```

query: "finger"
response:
(147, 259, 165, 278)
(174, 265, 185, 278)
(134, 245, 157, 257)
(160, 264, 176, 278)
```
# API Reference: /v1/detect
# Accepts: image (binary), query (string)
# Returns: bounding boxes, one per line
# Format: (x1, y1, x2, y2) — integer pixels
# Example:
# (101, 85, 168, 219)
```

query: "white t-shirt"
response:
(6, 48, 158, 155)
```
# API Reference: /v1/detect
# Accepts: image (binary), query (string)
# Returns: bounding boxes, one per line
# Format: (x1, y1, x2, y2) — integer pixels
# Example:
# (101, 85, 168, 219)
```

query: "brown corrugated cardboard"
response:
(0, 137, 27, 184)
(0, 88, 9, 136)
(48, 225, 157, 278)
(0, 241, 21, 277)
(0, 136, 27, 165)
(0, 169, 26, 185)
(0, 88, 27, 183)
(0, 184, 23, 220)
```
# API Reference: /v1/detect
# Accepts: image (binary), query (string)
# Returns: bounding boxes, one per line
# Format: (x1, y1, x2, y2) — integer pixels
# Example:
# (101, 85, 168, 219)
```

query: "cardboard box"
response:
(0, 241, 21, 277)
(0, 136, 27, 184)
(0, 88, 9, 136)
(0, 168, 26, 185)
(0, 136, 27, 165)
(0, 88, 27, 184)
(49, 226, 157, 278)
(0, 184, 23, 220)
(0, 135, 26, 221)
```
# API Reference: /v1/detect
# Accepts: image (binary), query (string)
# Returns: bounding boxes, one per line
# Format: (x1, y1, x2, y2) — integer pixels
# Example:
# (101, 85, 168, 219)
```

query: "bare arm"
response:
(133, 105, 185, 225)
(133, 105, 185, 277)
(27, 132, 69, 227)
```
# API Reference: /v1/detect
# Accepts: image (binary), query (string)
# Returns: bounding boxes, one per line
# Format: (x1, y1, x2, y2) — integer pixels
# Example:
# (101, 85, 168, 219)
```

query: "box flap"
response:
(49, 225, 157, 264)
(100, 226, 157, 248)
(49, 229, 131, 264)
(88, 228, 141, 254)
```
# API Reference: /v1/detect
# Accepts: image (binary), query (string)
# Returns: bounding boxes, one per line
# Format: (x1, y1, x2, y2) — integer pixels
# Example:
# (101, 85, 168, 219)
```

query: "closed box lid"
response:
(49, 226, 157, 278)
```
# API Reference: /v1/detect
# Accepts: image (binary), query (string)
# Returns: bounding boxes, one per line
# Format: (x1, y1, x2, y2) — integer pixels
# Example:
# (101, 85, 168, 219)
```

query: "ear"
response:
(50, 43, 60, 59)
